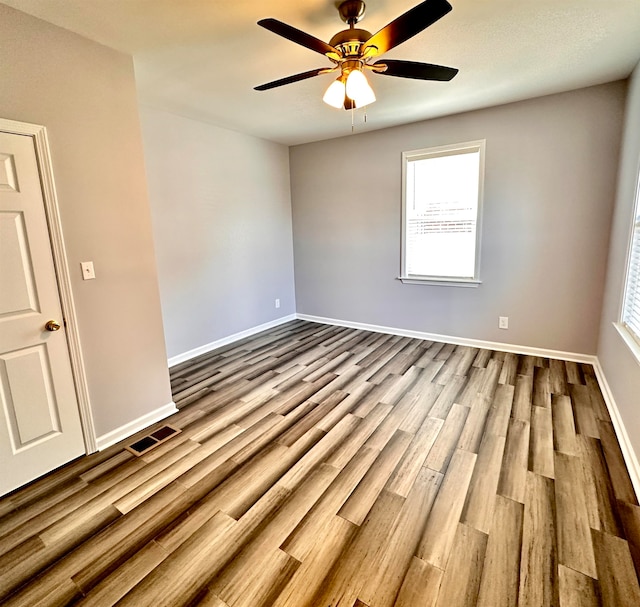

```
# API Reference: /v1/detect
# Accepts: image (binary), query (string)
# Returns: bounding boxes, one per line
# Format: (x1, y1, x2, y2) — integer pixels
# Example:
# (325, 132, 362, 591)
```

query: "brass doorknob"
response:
(45, 320, 61, 332)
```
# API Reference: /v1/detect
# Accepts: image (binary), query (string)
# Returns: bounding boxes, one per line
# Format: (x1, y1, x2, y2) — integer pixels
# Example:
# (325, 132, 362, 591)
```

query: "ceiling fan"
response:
(254, 0, 458, 110)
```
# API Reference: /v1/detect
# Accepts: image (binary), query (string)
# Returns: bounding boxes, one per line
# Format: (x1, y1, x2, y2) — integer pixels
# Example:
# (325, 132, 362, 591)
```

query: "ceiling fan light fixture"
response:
(345, 68, 376, 107)
(323, 77, 347, 108)
(255, 0, 458, 111)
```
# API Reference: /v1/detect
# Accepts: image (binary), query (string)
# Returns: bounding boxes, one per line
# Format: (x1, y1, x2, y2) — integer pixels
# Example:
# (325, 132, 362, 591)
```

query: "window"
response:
(400, 140, 485, 286)
(620, 169, 640, 353)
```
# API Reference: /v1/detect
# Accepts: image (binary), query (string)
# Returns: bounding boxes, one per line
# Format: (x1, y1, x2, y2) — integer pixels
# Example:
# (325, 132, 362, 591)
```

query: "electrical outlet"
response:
(275, 298, 280, 309)
(499, 316, 509, 330)
(80, 261, 95, 280)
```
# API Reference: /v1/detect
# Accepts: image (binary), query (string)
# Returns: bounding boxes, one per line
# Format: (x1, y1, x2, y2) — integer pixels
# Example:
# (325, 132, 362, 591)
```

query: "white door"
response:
(0, 130, 85, 495)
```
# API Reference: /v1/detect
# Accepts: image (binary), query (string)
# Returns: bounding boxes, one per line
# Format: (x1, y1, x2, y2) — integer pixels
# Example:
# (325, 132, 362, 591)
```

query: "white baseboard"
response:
(168, 314, 297, 367)
(95, 402, 178, 451)
(592, 360, 640, 501)
(296, 313, 596, 364)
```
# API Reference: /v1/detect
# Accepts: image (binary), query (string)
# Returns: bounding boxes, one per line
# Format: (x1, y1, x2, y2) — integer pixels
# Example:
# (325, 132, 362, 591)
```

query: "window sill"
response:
(613, 322, 640, 367)
(397, 276, 482, 288)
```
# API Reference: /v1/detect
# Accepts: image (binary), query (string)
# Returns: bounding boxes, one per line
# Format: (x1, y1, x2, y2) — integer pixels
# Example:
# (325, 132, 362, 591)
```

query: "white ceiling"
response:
(4, 0, 640, 145)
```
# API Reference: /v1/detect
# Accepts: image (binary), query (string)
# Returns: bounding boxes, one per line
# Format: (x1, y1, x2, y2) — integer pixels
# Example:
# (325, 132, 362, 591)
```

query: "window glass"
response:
(401, 141, 485, 283)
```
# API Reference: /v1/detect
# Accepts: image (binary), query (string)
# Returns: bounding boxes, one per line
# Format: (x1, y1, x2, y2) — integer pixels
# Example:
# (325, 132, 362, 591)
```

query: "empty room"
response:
(1, 0, 640, 605)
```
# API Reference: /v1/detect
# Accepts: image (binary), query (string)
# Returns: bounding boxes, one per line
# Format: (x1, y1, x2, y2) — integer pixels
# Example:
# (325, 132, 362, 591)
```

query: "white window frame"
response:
(399, 140, 485, 287)
(616, 158, 640, 366)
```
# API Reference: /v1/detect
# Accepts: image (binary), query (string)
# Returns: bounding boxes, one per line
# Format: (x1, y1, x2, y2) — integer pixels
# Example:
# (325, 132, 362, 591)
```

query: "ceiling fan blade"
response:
(373, 59, 458, 81)
(258, 18, 340, 57)
(363, 0, 452, 57)
(254, 67, 331, 91)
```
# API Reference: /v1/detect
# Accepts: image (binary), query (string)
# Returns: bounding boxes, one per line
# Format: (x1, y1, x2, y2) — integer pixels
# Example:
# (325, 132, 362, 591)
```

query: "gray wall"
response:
(0, 5, 173, 438)
(140, 107, 296, 360)
(598, 62, 640, 459)
(290, 83, 626, 354)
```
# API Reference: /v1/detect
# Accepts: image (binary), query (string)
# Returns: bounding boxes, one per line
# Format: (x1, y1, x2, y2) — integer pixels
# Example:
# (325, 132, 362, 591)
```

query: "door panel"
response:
(0, 130, 85, 495)
(0, 152, 19, 191)
(0, 345, 61, 447)
(0, 210, 40, 317)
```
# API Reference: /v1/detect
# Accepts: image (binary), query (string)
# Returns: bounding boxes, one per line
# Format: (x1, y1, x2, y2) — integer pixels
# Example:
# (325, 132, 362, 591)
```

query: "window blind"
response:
(622, 207, 640, 345)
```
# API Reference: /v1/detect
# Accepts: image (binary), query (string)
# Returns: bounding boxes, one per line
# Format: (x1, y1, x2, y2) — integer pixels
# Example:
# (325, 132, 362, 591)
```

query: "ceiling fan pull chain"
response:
(351, 105, 355, 133)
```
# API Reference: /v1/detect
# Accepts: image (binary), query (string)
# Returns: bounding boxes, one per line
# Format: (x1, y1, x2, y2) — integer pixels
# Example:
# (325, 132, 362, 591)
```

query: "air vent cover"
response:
(125, 425, 181, 456)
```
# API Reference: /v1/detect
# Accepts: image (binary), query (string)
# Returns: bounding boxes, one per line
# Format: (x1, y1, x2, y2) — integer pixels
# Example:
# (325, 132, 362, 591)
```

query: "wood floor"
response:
(1, 320, 640, 606)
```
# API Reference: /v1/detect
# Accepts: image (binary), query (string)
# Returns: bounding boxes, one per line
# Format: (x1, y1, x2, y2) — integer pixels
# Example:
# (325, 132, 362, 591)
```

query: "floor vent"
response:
(125, 425, 181, 456)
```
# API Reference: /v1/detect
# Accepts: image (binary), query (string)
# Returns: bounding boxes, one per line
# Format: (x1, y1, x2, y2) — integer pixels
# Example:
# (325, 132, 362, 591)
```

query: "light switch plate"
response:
(81, 261, 95, 280)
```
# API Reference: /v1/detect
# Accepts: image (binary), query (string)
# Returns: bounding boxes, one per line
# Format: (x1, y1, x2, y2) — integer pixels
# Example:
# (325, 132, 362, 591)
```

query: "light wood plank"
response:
(530, 405, 554, 479)
(417, 449, 477, 568)
(358, 467, 443, 607)
(570, 384, 600, 439)
(472, 348, 492, 368)
(618, 500, 640, 580)
(592, 529, 640, 606)
(313, 490, 405, 607)
(350, 375, 402, 419)
(210, 548, 300, 607)
(457, 393, 493, 453)
(549, 358, 568, 395)
(461, 434, 506, 533)
(434, 523, 488, 607)
(325, 402, 393, 470)
(558, 565, 600, 607)
(386, 417, 443, 498)
(498, 419, 530, 503)
(209, 465, 340, 604)
(579, 436, 623, 536)
(272, 515, 356, 607)
(598, 420, 638, 504)
(424, 404, 470, 473)
(74, 541, 168, 607)
(398, 382, 443, 433)
(584, 374, 611, 422)
(455, 367, 486, 407)
(512, 375, 533, 422)
(277, 414, 359, 491)
(552, 395, 578, 455)
(533, 367, 552, 408)
(518, 472, 559, 607)
(517, 355, 536, 377)
(476, 495, 523, 607)
(499, 353, 519, 386)
(114, 510, 239, 607)
(281, 447, 379, 561)
(484, 383, 515, 438)
(554, 452, 597, 578)
(479, 358, 503, 397)
(565, 361, 583, 386)
(338, 430, 413, 526)
(394, 558, 443, 607)
(364, 391, 422, 451)
(428, 376, 467, 419)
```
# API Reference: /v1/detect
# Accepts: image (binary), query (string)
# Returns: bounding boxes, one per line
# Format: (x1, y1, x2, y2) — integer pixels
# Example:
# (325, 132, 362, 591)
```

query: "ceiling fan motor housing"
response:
(338, 0, 367, 25)
(329, 28, 372, 58)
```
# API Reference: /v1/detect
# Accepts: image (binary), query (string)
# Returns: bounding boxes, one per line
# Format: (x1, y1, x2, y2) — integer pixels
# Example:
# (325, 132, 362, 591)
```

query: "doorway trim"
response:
(0, 117, 97, 453)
